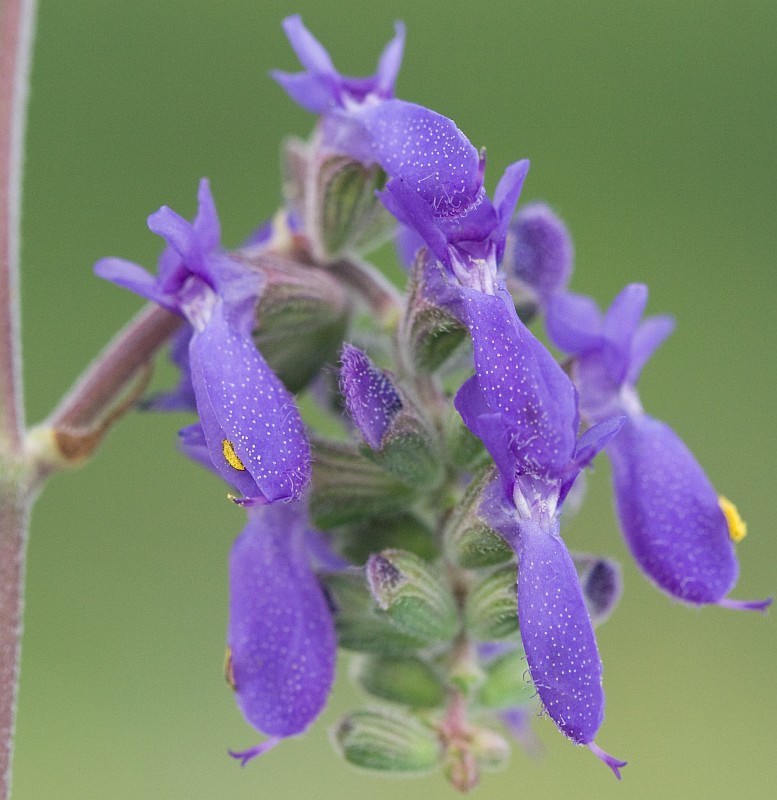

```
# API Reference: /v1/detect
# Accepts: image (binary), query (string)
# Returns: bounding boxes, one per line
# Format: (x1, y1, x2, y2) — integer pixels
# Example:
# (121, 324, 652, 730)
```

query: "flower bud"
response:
(332, 708, 442, 773)
(443, 470, 513, 568)
(465, 565, 519, 641)
(283, 136, 394, 260)
(351, 654, 446, 709)
(401, 251, 468, 373)
(321, 570, 428, 655)
(477, 648, 535, 710)
(244, 253, 351, 393)
(470, 727, 511, 772)
(310, 440, 417, 528)
(340, 344, 444, 488)
(366, 550, 459, 644)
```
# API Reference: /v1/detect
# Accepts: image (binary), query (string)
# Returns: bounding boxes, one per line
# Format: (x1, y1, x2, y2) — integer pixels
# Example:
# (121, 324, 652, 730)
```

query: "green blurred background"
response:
(11, 0, 776, 797)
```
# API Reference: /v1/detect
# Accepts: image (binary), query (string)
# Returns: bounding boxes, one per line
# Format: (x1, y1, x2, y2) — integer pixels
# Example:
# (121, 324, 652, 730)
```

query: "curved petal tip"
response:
(228, 736, 282, 767)
(718, 596, 773, 613)
(588, 742, 627, 779)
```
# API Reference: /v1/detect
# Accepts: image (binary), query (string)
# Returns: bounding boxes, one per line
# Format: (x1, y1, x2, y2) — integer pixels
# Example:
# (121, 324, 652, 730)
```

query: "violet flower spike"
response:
(94, 179, 310, 504)
(272, 14, 405, 114)
(546, 283, 771, 611)
(227, 501, 337, 765)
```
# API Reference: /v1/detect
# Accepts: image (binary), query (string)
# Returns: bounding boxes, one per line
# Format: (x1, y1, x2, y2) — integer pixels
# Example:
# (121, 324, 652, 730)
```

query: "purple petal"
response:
(340, 344, 403, 450)
(271, 71, 335, 115)
(93, 257, 178, 313)
(626, 314, 675, 385)
(545, 291, 603, 355)
(492, 160, 530, 261)
(192, 178, 221, 253)
(177, 422, 215, 473)
(189, 300, 311, 502)
(228, 503, 336, 738)
(607, 414, 737, 604)
(588, 742, 627, 779)
(375, 21, 405, 96)
(394, 223, 426, 269)
(147, 205, 202, 271)
(601, 284, 648, 385)
(460, 288, 578, 479)
(380, 178, 451, 266)
(326, 99, 482, 219)
(228, 736, 281, 767)
(509, 519, 605, 745)
(280, 15, 336, 77)
(505, 202, 573, 302)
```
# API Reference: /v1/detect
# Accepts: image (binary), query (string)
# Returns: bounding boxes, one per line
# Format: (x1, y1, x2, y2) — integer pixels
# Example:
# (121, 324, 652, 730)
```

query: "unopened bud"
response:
(366, 550, 459, 644)
(351, 654, 446, 709)
(465, 565, 519, 641)
(321, 570, 428, 655)
(444, 470, 513, 568)
(470, 727, 511, 772)
(477, 648, 535, 710)
(401, 250, 468, 373)
(244, 253, 351, 393)
(333, 708, 442, 773)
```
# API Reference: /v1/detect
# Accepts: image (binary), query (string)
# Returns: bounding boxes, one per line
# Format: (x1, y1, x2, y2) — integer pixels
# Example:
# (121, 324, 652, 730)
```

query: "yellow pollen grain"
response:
(224, 648, 236, 691)
(222, 439, 246, 471)
(719, 495, 747, 543)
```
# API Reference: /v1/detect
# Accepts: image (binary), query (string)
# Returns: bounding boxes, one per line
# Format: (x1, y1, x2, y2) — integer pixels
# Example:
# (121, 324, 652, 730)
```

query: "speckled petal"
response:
(228, 503, 336, 738)
(509, 519, 605, 745)
(189, 300, 310, 502)
(326, 99, 482, 220)
(460, 287, 578, 479)
(340, 344, 403, 450)
(607, 414, 737, 604)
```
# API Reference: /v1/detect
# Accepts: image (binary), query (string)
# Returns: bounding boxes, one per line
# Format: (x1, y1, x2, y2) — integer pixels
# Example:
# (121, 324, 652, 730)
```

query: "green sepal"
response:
(476, 648, 535, 710)
(366, 407, 444, 489)
(351, 654, 446, 709)
(318, 156, 393, 258)
(401, 252, 468, 373)
(444, 405, 489, 472)
(311, 440, 417, 528)
(366, 549, 459, 644)
(250, 255, 351, 393)
(470, 727, 511, 772)
(334, 513, 438, 565)
(464, 565, 519, 641)
(443, 469, 513, 568)
(321, 570, 428, 655)
(332, 708, 442, 773)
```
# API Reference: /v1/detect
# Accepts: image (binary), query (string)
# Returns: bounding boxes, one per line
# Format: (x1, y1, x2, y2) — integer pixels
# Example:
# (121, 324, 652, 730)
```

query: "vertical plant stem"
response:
(0, 0, 38, 797)
(0, 484, 30, 800)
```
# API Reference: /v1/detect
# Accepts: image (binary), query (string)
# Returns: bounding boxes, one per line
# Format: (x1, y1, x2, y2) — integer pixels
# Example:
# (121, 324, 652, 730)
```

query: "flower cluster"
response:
(95, 15, 770, 791)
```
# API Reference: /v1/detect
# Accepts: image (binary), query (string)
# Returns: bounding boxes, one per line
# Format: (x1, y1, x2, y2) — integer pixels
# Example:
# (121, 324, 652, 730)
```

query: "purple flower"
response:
(547, 284, 771, 611)
(454, 293, 625, 776)
(226, 500, 337, 765)
(95, 179, 310, 504)
(273, 15, 405, 115)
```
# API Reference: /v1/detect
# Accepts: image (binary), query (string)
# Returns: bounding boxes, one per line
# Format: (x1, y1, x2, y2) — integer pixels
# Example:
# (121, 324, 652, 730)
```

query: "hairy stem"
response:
(50, 303, 181, 432)
(0, 0, 36, 453)
(0, 1, 37, 797)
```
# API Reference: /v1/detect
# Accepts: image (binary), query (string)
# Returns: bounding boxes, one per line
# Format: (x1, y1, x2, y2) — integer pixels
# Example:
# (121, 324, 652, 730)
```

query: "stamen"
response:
(222, 439, 246, 471)
(718, 495, 747, 543)
(223, 648, 236, 691)
(229, 736, 282, 767)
